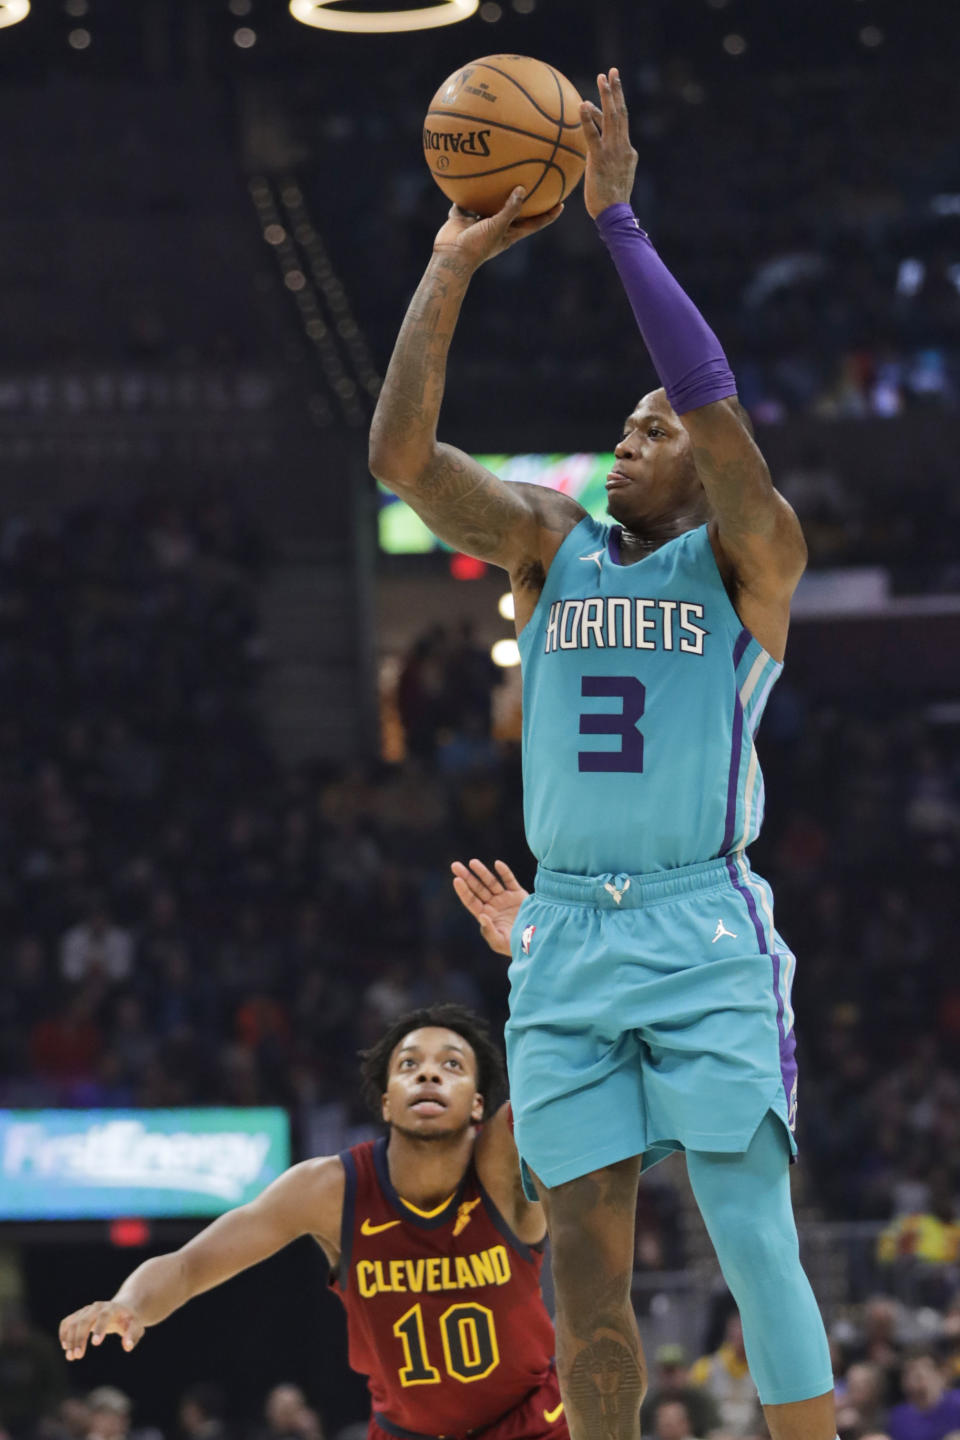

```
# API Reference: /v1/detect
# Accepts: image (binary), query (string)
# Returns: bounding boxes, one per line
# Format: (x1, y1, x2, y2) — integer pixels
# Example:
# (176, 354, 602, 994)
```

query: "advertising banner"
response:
(0, 1108, 290, 1219)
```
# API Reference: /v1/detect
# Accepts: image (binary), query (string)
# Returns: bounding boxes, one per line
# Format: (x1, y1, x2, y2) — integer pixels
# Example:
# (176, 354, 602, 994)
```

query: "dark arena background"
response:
(1, 2, 959, 1439)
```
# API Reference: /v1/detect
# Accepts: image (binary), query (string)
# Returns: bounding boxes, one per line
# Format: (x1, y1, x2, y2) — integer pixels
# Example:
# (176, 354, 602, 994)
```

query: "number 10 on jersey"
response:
(393, 1302, 499, 1385)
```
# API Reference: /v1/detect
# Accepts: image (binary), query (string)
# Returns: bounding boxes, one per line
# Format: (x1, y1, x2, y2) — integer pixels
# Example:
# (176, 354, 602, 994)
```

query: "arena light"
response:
(0, 1, 30, 29)
(491, 638, 520, 668)
(290, 0, 479, 34)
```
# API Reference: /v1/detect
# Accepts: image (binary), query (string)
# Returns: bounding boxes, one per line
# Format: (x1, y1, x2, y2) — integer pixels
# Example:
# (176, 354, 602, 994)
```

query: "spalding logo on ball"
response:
(423, 54, 586, 218)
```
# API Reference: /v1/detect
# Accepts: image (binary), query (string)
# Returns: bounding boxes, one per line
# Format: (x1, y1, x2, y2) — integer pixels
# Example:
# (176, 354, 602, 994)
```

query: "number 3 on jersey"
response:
(393, 1302, 499, 1386)
(578, 675, 646, 773)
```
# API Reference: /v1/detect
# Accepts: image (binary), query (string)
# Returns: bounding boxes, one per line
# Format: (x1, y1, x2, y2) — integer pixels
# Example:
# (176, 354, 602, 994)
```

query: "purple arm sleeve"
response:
(595, 202, 737, 415)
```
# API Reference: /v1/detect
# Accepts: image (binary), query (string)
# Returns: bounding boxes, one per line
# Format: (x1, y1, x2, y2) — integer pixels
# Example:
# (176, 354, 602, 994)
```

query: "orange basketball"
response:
(423, 55, 586, 219)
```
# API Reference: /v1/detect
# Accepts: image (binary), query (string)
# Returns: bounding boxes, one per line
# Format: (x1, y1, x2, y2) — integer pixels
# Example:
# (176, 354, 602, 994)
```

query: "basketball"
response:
(423, 55, 586, 219)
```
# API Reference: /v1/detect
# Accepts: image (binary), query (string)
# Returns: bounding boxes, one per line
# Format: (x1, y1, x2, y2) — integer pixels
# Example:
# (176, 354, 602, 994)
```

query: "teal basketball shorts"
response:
(504, 855, 798, 1198)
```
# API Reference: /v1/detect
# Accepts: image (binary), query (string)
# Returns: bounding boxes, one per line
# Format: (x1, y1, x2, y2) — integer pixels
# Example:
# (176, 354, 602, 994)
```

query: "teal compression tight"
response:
(685, 1113, 834, 1406)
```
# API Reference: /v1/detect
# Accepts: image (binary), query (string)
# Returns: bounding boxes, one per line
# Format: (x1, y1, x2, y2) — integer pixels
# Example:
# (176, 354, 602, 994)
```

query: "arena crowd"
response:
(0, 487, 958, 1440)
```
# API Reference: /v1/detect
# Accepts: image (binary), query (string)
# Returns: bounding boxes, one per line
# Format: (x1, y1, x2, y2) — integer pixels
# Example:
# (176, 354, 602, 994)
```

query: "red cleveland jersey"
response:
(331, 1138, 557, 1439)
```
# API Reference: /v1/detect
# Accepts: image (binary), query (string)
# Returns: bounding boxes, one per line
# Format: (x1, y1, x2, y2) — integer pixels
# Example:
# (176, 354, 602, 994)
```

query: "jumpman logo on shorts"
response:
(712, 918, 738, 943)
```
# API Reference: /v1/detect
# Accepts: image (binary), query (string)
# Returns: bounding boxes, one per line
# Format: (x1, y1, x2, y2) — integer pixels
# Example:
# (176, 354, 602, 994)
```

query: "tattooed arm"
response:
(369, 191, 585, 625)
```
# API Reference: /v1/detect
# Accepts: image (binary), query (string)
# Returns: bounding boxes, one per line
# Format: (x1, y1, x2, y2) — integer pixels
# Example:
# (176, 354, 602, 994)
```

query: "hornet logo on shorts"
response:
(520, 924, 536, 955)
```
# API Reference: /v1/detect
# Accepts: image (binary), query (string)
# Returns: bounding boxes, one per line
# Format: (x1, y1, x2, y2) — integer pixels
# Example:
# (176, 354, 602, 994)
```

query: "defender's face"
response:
(382, 1026, 483, 1138)
(606, 391, 702, 529)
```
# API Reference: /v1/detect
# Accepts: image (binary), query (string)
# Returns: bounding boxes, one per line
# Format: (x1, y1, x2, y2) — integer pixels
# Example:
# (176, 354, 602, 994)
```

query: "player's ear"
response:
(381, 1092, 391, 1124)
(472, 1092, 484, 1124)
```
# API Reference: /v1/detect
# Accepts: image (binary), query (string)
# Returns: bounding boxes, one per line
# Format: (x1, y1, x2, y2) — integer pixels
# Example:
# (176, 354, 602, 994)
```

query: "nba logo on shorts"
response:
(788, 1076, 798, 1132)
(521, 924, 536, 955)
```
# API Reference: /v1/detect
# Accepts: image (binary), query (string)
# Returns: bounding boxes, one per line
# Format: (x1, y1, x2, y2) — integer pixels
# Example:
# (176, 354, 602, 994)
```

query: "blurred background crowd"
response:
(4, 491, 960, 1230)
(0, 0, 958, 1438)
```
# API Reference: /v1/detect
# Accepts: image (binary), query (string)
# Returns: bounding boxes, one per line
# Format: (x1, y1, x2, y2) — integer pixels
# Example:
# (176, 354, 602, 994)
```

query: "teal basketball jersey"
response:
(517, 516, 782, 876)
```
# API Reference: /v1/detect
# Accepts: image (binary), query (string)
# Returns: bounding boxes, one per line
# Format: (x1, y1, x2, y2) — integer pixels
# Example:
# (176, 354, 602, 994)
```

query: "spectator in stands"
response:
(648, 1398, 702, 1440)
(46, 1397, 93, 1440)
(687, 1313, 762, 1437)
(85, 1390, 131, 1440)
(109, 994, 158, 1088)
(178, 1384, 230, 1440)
(84, 1388, 161, 1440)
(878, 1174, 960, 1307)
(443, 621, 502, 738)
(396, 629, 449, 761)
(887, 1350, 960, 1440)
(0, 1303, 66, 1439)
(259, 1386, 322, 1440)
(28, 989, 103, 1091)
(943, 1294, 960, 1387)
(4, 936, 50, 1031)
(847, 1298, 907, 1400)
(641, 1345, 721, 1437)
(59, 900, 133, 984)
(836, 1362, 889, 1438)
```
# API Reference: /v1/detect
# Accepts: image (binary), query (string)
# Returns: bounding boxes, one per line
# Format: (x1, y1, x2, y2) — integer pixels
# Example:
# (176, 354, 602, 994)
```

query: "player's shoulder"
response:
(241, 1154, 346, 1258)
(539, 509, 609, 572)
(511, 482, 587, 536)
(511, 484, 590, 576)
(271, 1154, 347, 1220)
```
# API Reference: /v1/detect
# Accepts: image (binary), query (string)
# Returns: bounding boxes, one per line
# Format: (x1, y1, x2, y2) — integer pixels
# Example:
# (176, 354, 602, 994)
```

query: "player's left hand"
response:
(451, 858, 528, 957)
(580, 68, 638, 219)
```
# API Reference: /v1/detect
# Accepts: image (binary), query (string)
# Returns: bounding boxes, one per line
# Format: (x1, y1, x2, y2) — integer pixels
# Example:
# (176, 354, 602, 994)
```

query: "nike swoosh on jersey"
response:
(543, 1404, 564, 1424)
(360, 1217, 402, 1236)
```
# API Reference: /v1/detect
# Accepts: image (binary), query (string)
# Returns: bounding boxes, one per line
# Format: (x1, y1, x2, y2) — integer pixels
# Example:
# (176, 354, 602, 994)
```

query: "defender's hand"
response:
(580, 68, 638, 219)
(59, 1301, 145, 1360)
(451, 858, 528, 957)
(433, 189, 563, 270)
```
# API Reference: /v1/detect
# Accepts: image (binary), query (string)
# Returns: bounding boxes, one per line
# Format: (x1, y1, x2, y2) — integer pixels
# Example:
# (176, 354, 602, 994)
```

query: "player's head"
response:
(607, 389, 754, 534)
(360, 1003, 507, 1143)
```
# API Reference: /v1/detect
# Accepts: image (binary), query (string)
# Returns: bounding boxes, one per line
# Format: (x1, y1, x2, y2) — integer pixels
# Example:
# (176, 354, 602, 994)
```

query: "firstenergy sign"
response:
(0, 1109, 290, 1218)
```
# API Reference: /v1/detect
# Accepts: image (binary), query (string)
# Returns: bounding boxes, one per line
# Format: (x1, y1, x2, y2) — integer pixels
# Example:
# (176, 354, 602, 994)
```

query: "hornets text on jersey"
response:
(517, 516, 782, 876)
(331, 1139, 558, 1440)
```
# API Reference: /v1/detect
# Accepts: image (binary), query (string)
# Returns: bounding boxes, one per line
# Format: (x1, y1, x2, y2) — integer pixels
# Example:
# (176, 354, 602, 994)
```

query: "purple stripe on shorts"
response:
(720, 693, 745, 854)
(733, 626, 752, 669)
(772, 951, 799, 1124)
(726, 857, 799, 1125)
(725, 857, 767, 954)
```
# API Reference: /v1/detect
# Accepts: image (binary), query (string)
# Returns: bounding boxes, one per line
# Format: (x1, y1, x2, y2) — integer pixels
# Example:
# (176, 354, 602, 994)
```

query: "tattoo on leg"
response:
(566, 1332, 644, 1440)
(566, 1271, 634, 1343)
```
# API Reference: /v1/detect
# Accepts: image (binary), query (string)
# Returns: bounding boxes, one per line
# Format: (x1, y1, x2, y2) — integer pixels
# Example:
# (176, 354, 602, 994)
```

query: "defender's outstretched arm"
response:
(59, 1158, 344, 1359)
